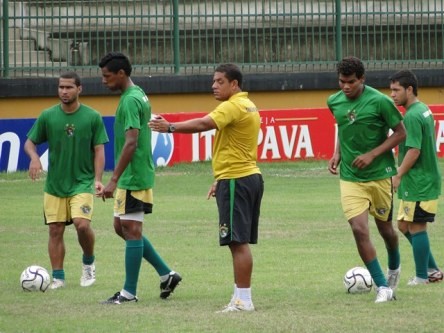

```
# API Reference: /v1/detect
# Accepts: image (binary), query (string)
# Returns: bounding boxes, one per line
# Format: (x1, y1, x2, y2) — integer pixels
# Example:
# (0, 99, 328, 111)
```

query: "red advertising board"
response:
(157, 105, 444, 166)
(162, 108, 336, 165)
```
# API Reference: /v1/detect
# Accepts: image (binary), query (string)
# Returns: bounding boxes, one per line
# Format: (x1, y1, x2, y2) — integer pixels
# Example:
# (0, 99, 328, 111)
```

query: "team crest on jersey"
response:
(347, 109, 357, 124)
(65, 123, 75, 136)
(80, 205, 91, 214)
(219, 224, 229, 238)
(377, 208, 387, 216)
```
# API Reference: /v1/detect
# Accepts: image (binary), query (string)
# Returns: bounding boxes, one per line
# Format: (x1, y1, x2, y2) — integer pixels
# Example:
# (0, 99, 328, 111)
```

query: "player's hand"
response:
(328, 156, 340, 175)
(352, 152, 375, 169)
(101, 180, 117, 201)
(207, 182, 217, 199)
(392, 175, 401, 193)
(94, 181, 105, 197)
(28, 159, 43, 181)
(148, 115, 168, 133)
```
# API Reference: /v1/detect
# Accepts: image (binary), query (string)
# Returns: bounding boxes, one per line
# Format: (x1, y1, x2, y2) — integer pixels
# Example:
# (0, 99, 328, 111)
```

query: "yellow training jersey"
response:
(208, 92, 261, 179)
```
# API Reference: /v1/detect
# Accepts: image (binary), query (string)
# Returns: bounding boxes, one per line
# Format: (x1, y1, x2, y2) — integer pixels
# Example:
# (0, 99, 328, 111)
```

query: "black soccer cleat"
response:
(160, 272, 182, 299)
(101, 291, 138, 304)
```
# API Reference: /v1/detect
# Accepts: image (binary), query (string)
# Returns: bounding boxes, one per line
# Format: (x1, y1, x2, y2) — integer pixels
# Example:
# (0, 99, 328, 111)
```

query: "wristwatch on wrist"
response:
(167, 123, 176, 133)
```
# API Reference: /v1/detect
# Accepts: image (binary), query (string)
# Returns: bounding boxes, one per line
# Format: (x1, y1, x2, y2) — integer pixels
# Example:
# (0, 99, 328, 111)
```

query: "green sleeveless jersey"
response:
(27, 104, 109, 197)
(398, 101, 441, 201)
(114, 85, 155, 190)
(327, 85, 403, 182)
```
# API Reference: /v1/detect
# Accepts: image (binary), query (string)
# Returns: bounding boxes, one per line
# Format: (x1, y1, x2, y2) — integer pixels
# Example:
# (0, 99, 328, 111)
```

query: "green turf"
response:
(1, 160, 443, 333)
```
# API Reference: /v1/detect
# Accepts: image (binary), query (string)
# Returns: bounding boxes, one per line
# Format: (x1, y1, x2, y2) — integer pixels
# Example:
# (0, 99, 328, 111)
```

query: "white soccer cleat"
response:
(407, 276, 429, 286)
(375, 286, 394, 303)
(80, 263, 96, 287)
(217, 299, 255, 313)
(49, 278, 65, 290)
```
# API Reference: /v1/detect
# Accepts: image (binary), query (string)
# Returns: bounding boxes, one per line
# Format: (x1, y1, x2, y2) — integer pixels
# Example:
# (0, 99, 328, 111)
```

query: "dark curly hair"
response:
(336, 56, 365, 79)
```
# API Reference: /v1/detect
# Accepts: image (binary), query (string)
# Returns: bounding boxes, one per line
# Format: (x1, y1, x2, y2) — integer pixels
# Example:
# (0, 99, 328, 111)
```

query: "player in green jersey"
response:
(24, 71, 109, 290)
(390, 69, 443, 285)
(98, 52, 181, 304)
(327, 56, 406, 303)
(149, 63, 264, 312)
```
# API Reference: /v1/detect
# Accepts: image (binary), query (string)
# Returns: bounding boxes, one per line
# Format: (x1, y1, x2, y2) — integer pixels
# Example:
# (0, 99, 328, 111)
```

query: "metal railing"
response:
(1, 0, 443, 78)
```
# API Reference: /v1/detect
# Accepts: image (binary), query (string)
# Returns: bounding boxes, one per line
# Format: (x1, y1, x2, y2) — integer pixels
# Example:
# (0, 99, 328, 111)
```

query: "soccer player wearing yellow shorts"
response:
(98, 52, 181, 304)
(24, 71, 109, 289)
(149, 63, 264, 312)
(327, 56, 406, 303)
(390, 69, 443, 285)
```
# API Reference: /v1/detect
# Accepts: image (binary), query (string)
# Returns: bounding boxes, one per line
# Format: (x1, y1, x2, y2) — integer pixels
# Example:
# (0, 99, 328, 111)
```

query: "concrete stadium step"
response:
(8, 40, 33, 52)
(8, 50, 50, 64)
(8, 27, 22, 39)
(3, 64, 71, 78)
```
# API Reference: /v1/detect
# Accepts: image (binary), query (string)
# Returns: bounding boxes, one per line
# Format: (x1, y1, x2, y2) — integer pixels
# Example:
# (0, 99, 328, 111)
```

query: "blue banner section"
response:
(0, 117, 115, 172)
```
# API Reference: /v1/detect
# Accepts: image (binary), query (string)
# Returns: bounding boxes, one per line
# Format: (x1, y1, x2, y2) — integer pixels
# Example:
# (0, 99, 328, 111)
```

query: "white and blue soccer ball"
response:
(20, 265, 50, 292)
(343, 267, 373, 294)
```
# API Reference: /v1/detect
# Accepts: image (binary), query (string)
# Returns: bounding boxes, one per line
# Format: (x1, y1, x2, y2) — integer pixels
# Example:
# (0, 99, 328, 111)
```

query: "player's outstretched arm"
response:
(149, 115, 217, 134)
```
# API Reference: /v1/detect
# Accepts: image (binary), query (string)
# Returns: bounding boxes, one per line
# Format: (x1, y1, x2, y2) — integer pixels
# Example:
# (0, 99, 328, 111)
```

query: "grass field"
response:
(1, 160, 443, 333)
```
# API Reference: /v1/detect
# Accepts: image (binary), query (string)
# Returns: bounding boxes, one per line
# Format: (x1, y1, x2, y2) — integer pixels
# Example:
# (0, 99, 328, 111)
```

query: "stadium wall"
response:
(1, 69, 443, 117)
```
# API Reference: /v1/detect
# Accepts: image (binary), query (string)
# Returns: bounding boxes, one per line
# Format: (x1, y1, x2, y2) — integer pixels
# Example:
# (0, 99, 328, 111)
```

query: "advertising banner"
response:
(2, 106, 444, 172)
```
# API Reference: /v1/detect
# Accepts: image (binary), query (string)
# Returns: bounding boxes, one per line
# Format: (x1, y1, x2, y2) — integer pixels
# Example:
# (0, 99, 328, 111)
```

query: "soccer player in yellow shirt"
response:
(150, 63, 264, 312)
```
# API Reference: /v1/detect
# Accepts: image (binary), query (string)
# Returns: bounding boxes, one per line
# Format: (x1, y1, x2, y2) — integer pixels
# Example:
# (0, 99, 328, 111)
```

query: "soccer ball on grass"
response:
(343, 267, 373, 294)
(20, 265, 51, 292)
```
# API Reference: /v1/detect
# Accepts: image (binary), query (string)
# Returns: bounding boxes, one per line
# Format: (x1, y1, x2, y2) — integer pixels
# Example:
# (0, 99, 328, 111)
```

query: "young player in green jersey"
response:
(327, 56, 406, 303)
(390, 69, 443, 285)
(98, 52, 181, 304)
(24, 71, 109, 290)
(149, 63, 264, 312)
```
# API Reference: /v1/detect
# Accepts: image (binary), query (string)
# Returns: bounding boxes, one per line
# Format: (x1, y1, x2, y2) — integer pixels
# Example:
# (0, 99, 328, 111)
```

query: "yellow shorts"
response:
(43, 192, 93, 224)
(114, 188, 153, 216)
(340, 178, 392, 221)
(397, 199, 438, 223)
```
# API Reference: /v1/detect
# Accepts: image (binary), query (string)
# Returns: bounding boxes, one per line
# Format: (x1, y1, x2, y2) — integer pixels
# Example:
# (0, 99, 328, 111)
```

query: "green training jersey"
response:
(327, 85, 403, 182)
(114, 85, 154, 190)
(398, 101, 441, 201)
(27, 104, 109, 197)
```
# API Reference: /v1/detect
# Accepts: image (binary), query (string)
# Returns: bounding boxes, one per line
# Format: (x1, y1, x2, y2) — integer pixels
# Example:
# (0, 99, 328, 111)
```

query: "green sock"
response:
(428, 252, 439, 271)
(142, 236, 170, 276)
(403, 231, 413, 244)
(82, 254, 95, 265)
(386, 246, 400, 271)
(365, 258, 387, 288)
(123, 239, 143, 296)
(411, 231, 430, 279)
(404, 231, 438, 271)
(53, 269, 65, 280)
